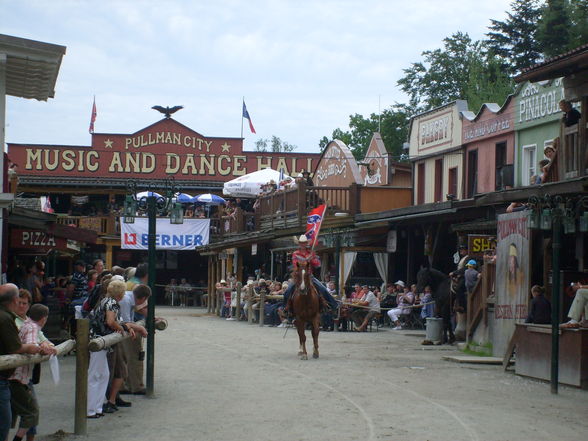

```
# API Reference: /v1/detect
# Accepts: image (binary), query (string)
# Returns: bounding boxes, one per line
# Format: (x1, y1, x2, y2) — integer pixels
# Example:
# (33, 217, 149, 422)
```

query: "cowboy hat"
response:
(294, 234, 309, 244)
(394, 280, 405, 288)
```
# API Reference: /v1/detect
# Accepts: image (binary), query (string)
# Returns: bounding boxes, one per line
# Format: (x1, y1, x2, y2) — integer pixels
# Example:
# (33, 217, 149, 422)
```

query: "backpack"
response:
(84, 284, 102, 312)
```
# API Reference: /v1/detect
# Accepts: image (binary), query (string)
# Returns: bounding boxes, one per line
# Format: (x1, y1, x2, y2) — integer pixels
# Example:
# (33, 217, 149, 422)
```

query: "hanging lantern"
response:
(540, 208, 552, 230)
(528, 210, 541, 230)
(563, 214, 576, 234)
(123, 195, 137, 224)
(579, 211, 588, 233)
(170, 202, 184, 225)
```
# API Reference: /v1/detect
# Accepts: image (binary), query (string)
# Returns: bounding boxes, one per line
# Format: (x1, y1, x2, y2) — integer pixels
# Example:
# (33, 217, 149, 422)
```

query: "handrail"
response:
(0, 339, 75, 370)
(466, 261, 495, 342)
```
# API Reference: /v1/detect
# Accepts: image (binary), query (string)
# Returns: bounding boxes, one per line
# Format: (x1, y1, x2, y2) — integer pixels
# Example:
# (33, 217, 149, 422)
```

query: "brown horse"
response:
(291, 259, 321, 360)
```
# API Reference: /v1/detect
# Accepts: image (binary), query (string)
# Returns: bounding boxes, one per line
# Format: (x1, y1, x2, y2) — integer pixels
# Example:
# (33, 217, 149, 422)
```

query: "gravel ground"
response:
(24, 306, 588, 441)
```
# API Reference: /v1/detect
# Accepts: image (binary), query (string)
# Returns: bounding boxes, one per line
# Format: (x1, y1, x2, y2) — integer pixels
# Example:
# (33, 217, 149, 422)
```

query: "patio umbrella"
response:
(194, 193, 226, 205)
(174, 192, 195, 203)
(136, 191, 162, 199)
(223, 168, 290, 198)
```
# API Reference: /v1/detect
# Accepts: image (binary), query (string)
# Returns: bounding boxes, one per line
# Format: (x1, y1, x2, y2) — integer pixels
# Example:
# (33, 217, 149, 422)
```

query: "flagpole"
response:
(241, 96, 244, 139)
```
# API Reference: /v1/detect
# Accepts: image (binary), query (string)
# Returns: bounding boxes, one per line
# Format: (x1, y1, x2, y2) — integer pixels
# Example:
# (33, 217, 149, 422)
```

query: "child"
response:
(9, 304, 54, 441)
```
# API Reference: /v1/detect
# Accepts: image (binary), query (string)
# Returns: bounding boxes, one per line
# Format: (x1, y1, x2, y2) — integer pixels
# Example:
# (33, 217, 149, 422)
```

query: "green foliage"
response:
(536, 0, 573, 57)
(485, 0, 543, 75)
(319, 106, 409, 161)
(568, 0, 588, 49)
(397, 32, 476, 111)
(465, 54, 515, 112)
(254, 135, 296, 153)
(397, 32, 514, 114)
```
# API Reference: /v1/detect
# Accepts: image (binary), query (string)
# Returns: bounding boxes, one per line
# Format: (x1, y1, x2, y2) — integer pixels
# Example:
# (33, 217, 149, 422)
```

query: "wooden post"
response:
(235, 282, 242, 321)
(74, 319, 89, 435)
(247, 284, 254, 324)
(259, 287, 266, 327)
(105, 243, 113, 270)
(206, 256, 214, 314)
(211, 258, 217, 315)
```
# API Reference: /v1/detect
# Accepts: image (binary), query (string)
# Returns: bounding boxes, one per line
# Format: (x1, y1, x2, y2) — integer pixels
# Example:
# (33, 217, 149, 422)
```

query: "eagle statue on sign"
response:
(151, 105, 184, 119)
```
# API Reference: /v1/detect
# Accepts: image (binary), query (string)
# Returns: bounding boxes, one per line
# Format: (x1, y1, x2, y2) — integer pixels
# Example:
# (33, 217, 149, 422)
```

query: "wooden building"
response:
(408, 100, 468, 204)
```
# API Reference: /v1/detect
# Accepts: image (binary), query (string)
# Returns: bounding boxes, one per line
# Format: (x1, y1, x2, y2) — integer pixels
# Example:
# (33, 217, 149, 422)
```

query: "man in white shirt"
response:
(351, 285, 380, 332)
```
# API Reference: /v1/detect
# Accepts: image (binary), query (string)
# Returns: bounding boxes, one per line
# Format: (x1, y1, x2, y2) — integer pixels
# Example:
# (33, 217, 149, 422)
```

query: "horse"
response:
(291, 258, 321, 360)
(416, 267, 455, 344)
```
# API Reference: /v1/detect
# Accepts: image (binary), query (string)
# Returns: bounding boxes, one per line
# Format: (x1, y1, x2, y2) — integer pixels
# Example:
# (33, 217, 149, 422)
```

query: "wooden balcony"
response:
(56, 215, 117, 236)
(209, 181, 412, 240)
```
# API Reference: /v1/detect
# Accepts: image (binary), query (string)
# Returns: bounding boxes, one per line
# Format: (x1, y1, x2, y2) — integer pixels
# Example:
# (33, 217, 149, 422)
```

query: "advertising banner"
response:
(121, 218, 210, 250)
(494, 211, 531, 356)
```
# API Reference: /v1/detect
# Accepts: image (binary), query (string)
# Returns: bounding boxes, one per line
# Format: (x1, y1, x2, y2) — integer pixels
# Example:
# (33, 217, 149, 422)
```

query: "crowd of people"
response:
(1, 259, 155, 440)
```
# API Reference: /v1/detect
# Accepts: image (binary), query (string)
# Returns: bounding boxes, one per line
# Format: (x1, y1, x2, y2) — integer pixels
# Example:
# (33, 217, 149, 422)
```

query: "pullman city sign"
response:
(8, 118, 318, 182)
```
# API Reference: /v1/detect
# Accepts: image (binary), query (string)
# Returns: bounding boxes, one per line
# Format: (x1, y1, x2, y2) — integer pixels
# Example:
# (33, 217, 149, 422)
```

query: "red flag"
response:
(89, 97, 97, 134)
(305, 204, 326, 248)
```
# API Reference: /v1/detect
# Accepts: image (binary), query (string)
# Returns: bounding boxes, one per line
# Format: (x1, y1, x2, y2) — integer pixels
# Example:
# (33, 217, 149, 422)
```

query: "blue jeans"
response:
(283, 277, 338, 310)
(0, 378, 11, 441)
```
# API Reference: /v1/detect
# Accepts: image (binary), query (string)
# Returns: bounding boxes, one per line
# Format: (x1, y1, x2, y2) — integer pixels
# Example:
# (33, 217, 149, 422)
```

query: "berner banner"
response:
(121, 218, 210, 250)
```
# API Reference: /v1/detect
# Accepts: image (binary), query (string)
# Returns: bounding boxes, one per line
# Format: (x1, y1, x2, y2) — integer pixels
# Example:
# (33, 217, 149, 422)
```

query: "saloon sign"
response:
(8, 118, 318, 182)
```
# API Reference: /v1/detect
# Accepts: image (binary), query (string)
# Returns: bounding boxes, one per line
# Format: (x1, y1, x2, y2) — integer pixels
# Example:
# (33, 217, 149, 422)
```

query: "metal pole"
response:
(334, 234, 341, 332)
(146, 196, 156, 397)
(550, 211, 561, 394)
(74, 319, 89, 435)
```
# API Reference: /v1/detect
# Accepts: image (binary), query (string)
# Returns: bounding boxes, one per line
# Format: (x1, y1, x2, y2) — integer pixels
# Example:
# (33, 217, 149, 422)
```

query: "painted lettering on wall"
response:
(497, 217, 529, 241)
(518, 79, 564, 123)
(495, 304, 528, 319)
(419, 116, 450, 146)
(22, 148, 312, 179)
(464, 117, 511, 141)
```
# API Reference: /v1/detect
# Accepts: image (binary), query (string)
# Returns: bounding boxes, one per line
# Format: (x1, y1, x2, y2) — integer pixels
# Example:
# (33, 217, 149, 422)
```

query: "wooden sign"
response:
(467, 234, 496, 257)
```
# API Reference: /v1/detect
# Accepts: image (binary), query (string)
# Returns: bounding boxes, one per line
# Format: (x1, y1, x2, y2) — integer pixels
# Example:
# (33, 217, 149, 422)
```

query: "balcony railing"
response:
(56, 215, 117, 235)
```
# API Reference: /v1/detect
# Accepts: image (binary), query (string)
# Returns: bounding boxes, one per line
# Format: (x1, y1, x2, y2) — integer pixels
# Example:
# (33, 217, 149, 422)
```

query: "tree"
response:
(254, 135, 296, 153)
(319, 106, 410, 160)
(485, 0, 543, 75)
(568, 0, 588, 49)
(466, 54, 515, 112)
(397, 32, 478, 111)
(397, 32, 514, 114)
(536, 0, 572, 57)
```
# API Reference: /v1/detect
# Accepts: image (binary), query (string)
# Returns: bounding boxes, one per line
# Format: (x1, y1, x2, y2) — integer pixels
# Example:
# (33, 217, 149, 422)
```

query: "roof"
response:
(460, 94, 514, 122)
(0, 34, 66, 101)
(515, 43, 588, 83)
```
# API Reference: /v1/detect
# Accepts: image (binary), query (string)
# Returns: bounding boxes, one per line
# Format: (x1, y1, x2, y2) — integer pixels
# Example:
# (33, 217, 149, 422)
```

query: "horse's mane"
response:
(418, 267, 449, 292)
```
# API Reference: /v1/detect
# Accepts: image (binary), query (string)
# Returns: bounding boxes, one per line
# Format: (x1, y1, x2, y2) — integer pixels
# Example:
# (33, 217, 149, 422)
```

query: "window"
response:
(417, 163, 425, 205)
(467, 150, 478, 198)
(522, 144, 537, 186)
(434, 159, 443, 202)
(448, 167, 458, 199)
(495, 141, 507, 190)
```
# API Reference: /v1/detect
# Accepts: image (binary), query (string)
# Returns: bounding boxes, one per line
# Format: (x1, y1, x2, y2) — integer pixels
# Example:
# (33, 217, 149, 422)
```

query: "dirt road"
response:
(33, 307, 587, 441)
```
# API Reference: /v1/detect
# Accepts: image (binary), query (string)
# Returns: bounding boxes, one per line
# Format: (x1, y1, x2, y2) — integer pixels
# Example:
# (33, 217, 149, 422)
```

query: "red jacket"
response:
(292, 249, 321, 269)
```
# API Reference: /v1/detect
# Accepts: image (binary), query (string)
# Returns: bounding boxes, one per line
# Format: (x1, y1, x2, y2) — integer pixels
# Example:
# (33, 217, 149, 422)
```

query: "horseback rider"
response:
(283, 235, 339, 314)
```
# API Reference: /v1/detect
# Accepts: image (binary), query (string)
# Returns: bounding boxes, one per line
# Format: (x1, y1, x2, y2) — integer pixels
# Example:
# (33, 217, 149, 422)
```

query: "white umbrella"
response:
(136, 191, 162, 199)
(174, 192, 195, 203)
(223, 168, 291, 198)
(194, 193, 226, 205)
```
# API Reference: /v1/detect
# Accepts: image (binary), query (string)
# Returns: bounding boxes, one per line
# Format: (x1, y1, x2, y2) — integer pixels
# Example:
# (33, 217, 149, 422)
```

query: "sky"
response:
(2, 0, 514, 153)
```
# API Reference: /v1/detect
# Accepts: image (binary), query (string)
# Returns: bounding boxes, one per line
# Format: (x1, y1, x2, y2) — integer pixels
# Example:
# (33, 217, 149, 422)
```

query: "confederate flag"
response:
(305, 204, 326, 248)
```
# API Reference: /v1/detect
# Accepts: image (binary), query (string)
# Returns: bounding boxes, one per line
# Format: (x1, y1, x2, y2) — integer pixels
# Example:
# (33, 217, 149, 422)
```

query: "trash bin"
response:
(425, 317, 443, 342)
